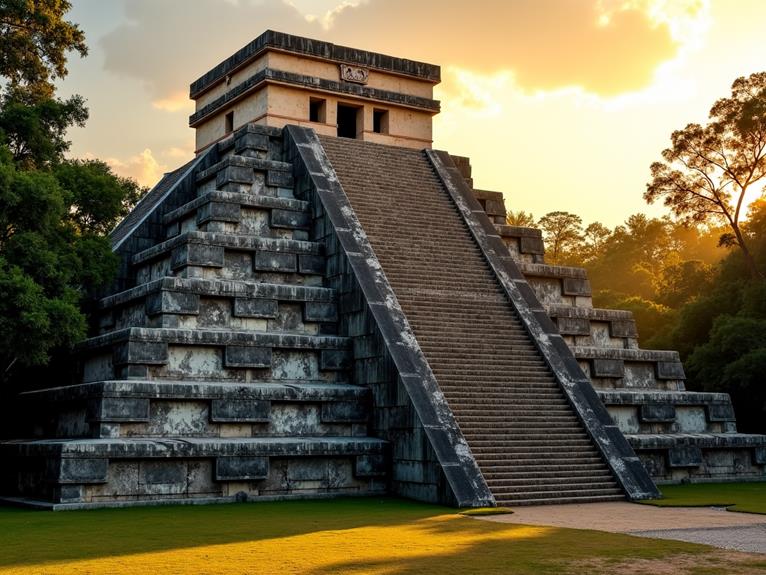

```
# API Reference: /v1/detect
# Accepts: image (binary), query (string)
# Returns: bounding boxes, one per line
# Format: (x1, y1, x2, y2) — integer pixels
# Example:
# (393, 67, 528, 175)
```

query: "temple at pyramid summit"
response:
(2, 30, 764, 509)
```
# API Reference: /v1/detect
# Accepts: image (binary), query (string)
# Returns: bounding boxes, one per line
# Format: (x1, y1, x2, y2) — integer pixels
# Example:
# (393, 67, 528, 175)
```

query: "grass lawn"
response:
(1, 497, 765, 574)
(643, 482, 766, 514)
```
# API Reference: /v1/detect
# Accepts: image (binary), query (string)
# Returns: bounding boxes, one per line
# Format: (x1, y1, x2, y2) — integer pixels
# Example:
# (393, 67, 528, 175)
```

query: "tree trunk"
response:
(733, 224, 764, 281)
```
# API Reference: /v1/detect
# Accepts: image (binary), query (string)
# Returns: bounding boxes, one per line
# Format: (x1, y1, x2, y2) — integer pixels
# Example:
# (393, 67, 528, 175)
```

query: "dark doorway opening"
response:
(337, 104, 360, 139)
(310, 98, 326, 123)
(373, 109, 388, 134)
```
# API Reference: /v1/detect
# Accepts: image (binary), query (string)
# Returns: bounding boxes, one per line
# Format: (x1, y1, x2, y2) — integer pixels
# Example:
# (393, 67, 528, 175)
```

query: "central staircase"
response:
(320, 136, 624, 505)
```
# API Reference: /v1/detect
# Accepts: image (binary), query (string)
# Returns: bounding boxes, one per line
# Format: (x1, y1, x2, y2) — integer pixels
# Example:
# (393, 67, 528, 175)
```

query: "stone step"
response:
(495, 493, 625, 506)
(78, 327, 351, 382)
(469, 440, 595, 451)
(0, 436, 388, 508)
(483, 468, 613, 480)
(162, 190, 309, 228)
(18, 380, 372, 439)
(476, 456, 607, 469)
(320, 134, 620, 504)
(471, 447, 601, 459)
(486, 480, 617, 493)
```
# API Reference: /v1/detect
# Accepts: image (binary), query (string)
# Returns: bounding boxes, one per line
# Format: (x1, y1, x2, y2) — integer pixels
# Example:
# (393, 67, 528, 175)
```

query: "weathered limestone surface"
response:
(3, 118, 760, 509)
(464, 184, 766, 484)
(0, 125, 389, 509)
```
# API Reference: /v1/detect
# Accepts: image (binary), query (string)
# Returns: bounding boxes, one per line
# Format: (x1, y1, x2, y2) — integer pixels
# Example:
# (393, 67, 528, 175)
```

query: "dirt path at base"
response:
(478, 502, 766, 554)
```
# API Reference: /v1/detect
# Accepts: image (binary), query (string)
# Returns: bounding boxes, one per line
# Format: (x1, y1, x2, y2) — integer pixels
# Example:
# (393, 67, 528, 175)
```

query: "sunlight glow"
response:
(0, 515, 552, 575)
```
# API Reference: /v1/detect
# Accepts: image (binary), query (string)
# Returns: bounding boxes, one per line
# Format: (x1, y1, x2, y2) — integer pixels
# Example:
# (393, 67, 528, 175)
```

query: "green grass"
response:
(458, 506, 514, 516)
(0, 497, 763, 574)
(643, 482, 766, 514)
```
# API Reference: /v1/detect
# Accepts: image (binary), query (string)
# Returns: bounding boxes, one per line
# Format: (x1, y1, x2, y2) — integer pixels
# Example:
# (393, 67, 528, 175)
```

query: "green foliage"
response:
(54, 159, 146, 234)
(646, 71, 766, 279)
(686, 316, 766, 432)
(654, 260, 714, 308)
(537, 211, 582, 265)
(0, 0, 87, 92)
(0, 1, 145, 385)
(505, 210, 535, 227)
(0, 147, 135, 380)
(0, 91, 88, 167)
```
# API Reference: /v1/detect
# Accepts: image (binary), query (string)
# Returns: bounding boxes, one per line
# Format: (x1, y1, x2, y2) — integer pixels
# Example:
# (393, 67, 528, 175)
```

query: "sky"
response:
(61, 0, 766, 227)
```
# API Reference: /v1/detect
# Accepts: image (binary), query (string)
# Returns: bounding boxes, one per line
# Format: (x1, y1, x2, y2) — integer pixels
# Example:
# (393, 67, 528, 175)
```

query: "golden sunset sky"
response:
(63, 0, 766, 227)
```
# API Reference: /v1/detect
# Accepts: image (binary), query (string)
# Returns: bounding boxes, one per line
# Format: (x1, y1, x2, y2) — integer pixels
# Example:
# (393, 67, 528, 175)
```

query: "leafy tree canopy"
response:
(0, 0, 86, 93)
(537, 211, 582, 265)
(646, 71, 766, 279)
(0, 147, 137, 377)
(0, 1, 144, 383)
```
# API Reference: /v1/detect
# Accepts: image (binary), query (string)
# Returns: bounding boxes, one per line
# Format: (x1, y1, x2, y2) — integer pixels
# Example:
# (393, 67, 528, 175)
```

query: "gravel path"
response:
(477, 502, 766, 554)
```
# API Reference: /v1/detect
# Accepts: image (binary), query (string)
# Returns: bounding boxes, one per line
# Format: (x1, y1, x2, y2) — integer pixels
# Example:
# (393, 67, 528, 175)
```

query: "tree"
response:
(580, 222, 611, 264)
(537, 211, 582, 265)
(0, 2, 141, 383)
(506, 210, 536, 227)
(0, 149, 135, 379)
(0, 91, 87, 167)
(0, 0, 86, 93)
(646, 71, 766, 280)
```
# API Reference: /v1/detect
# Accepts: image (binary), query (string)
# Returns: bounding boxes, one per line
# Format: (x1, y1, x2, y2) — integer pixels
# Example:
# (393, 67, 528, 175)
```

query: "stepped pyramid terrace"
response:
(1, 30, 764, 509)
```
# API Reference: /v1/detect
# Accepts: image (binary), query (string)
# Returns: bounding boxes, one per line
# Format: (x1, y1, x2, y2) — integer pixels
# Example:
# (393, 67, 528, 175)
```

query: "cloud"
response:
(98, 0, 707, 106)
(99, 0, 317, 102)
(152, 90, 194, 113)
(102, 148, 169, 187)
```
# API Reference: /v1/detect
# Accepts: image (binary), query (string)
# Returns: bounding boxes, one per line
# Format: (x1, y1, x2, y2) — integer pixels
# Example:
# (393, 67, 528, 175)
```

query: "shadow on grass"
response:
(0, 497, 438, 568)
(0, 497, 737, 575)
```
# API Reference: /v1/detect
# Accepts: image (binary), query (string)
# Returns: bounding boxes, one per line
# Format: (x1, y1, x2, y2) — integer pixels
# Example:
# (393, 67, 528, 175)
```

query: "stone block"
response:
(754, 447, 766, 465)
(235, 132, 269, 154)
(58, 485, 84, 503)
(140, 461, 186, 485)
(707, 403, 736, 422)
(216, 165, 253, 188)
(355, 454, 387, 477)
(320, 349, 352, 370)
(271, 209, 310, 229)
(519, 236, 545, 255)
(592, 358, 624, 378)
(557, 317, 590, 336)
(668, 446, 702, 468)
(254, 250, 296, 272)
(55, 458, 108, 484)
(267, 170, 294, 188)
(233, 298, 278, 318)
(210, 399, 270, 422)
(287, 458, 327, 481)
(171, 244, 225, 269)
(610, 320, 638, 338)
(562, 278, 591, 296)
(298, 254, 325, 275)
(215, 457, 269, 481)
(113, 341, 168, 365)
(90, 397, 150, 422)
(304, 301, 338, 322)
(484, 199, 505, 217)
(656, 361, 686, 380)
(639, 404, 676, 423)
(197, 201, 241, 224)
(321, 401, 368, 423)
(145, 291, 200, 316)
(119, 364, 150, 379)
(224, 346, 272, 368)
